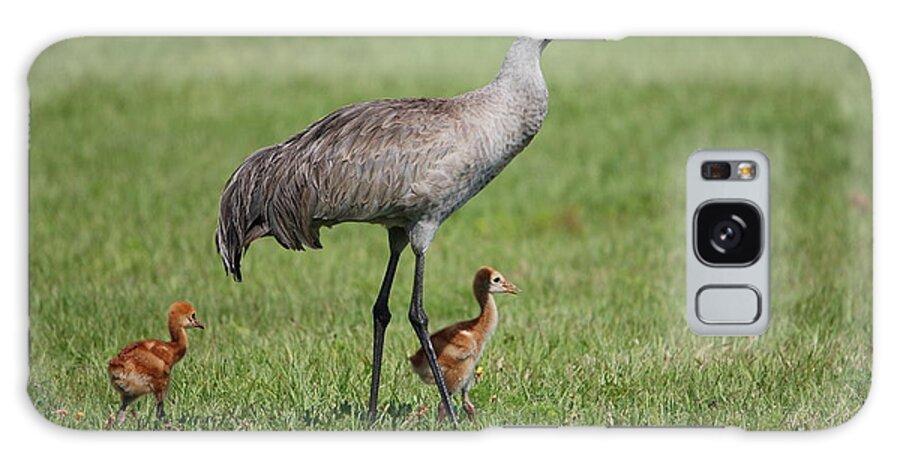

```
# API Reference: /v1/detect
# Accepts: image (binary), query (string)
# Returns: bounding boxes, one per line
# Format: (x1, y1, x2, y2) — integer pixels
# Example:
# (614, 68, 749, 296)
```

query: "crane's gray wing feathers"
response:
(216, 98, 462, 281)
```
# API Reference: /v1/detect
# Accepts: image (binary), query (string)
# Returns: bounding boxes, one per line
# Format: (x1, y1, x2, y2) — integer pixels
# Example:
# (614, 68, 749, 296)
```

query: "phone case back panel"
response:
(28, 37, 871, 431)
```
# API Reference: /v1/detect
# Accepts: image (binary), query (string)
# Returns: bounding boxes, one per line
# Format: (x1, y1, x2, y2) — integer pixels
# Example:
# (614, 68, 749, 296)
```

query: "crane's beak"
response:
(192, 319, 206, 330)
(503, 281, 522, 295)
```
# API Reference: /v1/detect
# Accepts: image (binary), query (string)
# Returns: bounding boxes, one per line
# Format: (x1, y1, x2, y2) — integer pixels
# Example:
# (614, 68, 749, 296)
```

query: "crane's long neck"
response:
(475, 37, 549, 145)
(168, 320, 188, 363)
(473, 289, 499, 339)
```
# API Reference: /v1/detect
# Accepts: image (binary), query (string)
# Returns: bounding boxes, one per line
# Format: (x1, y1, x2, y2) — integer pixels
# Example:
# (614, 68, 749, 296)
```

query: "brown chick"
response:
(107, 301, 205, 424)
(409, 266, 520, 420)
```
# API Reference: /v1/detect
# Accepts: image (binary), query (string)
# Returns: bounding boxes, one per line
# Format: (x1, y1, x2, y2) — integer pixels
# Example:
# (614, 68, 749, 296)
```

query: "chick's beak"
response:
(503, 281, 521, 295)
(193, 319, 206, 330)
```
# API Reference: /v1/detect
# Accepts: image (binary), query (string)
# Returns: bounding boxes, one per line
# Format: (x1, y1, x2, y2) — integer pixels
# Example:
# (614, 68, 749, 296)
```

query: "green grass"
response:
(27, 37, 871, 431)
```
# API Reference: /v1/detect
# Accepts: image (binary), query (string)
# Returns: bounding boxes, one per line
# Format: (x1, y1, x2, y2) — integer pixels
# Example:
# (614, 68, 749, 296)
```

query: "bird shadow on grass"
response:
(297, 400, 438, 430)
(107, 401, 441, 431)
(287, 400, 445, 430)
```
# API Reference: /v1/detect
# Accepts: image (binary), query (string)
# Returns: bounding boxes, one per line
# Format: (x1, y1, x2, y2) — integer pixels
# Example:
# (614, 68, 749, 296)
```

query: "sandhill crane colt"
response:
(107, 302, 205, 425)
(216, 37, 550, 424)
(409, 267, 520, 420)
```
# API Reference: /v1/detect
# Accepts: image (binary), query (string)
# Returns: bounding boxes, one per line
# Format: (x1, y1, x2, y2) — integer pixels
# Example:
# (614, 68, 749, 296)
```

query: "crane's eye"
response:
(493, 276, 501, 283)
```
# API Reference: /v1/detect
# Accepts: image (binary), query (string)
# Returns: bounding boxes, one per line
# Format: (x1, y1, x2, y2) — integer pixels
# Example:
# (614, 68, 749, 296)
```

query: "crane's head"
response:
(497, 37, 551, 88)
(168, 301, 206, 330)
(508, 37, 551, 58)
(475, 267, 521, 295)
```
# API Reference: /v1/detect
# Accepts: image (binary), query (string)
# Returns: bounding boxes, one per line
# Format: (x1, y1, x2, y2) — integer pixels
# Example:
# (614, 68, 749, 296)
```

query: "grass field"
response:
(27, 37, 871, 430)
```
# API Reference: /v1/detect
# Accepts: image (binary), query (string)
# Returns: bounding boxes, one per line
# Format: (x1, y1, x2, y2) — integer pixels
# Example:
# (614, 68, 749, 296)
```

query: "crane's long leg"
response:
(408, 250, 459, 425)
(367, 227, 408, 423)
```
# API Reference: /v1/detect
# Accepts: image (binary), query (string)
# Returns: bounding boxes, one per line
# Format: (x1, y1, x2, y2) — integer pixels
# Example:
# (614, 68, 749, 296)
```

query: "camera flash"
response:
(737, 162, 756, 180)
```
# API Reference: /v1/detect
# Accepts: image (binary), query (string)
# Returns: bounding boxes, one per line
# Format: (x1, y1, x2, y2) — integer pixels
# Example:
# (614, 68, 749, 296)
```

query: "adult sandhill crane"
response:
(216, 37, 550, 424)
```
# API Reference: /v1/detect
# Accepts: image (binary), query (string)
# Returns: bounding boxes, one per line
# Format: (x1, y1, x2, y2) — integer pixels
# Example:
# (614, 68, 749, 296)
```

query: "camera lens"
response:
(711, 218, 743, 251)
(694, 202, 762, 266)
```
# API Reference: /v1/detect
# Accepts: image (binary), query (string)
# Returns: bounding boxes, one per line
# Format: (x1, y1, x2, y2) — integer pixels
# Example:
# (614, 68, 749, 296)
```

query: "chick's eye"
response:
(493, 277, 501, 283)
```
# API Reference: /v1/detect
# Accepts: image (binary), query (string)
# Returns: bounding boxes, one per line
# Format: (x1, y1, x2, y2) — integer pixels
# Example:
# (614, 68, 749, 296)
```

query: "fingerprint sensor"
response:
(696, 286, 761, 324)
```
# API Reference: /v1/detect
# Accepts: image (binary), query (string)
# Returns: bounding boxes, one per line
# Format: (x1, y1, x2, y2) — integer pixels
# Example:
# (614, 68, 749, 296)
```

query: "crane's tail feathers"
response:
(216, 145, 322, 282)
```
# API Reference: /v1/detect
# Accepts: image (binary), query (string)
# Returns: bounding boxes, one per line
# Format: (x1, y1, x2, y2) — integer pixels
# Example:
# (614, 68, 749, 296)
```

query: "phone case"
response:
(28, 37, 872, 431)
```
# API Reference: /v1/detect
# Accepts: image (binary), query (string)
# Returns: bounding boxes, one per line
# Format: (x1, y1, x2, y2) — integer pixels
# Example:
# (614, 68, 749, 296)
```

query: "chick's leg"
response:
(462, 388, 477, 420)
(116, 395, 135, 424)
(154, 391, 166, 420)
